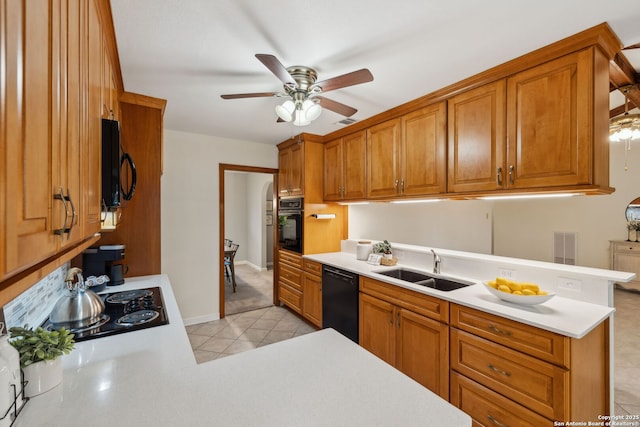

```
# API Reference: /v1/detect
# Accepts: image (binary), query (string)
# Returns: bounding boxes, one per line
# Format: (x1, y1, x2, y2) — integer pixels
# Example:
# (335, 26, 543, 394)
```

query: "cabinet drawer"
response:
(303, 259, 322, 276)
(360, 276, 449, 323)
(611, 241, 640, 253)
(451, 304, 568, 366)
(451, 329, 567, 421)
(279, 283, 302, 314)
(450, 372, 551, 427)
(279, 250, 303, 268)
(279, 264, 302, 291)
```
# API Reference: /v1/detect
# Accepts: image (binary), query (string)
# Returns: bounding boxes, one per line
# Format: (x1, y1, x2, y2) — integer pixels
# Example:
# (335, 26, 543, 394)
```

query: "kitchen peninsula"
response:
(14, 275, 470, 427)
(305, 240, 633, 424)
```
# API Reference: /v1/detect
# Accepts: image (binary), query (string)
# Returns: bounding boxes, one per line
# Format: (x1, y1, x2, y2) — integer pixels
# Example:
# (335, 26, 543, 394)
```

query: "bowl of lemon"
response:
(483, 277, 555, 306)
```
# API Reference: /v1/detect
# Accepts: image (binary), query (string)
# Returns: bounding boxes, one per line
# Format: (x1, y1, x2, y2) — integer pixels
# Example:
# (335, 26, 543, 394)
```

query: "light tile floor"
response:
(186, 305, 316, 363)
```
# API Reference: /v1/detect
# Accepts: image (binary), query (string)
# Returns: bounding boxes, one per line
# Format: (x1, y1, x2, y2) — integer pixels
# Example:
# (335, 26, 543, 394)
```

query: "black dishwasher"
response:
(322, 265, 359, 343)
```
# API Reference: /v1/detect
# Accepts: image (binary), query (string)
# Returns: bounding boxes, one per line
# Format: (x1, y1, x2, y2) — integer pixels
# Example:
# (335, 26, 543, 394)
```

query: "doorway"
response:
(219, 164, 278, 318)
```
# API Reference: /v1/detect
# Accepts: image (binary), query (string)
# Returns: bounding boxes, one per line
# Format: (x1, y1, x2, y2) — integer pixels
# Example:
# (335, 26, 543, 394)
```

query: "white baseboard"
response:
(183, 312, 220, 326)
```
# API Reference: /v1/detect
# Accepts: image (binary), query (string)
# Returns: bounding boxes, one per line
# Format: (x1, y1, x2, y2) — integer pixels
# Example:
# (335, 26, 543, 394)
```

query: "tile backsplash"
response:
(3, 263, 70, 330)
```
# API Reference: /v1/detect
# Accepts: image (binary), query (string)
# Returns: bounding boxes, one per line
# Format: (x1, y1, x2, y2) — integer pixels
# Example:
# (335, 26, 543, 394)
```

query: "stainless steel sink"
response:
(375, 268, 472, 292)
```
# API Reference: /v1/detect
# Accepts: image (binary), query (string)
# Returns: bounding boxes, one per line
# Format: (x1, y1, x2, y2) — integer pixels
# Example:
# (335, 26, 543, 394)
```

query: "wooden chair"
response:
(224, 243, 240, 292)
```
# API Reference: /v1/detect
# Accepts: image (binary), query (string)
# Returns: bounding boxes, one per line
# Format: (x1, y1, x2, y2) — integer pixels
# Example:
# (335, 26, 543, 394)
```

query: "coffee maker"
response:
(82, 245, 127, 285)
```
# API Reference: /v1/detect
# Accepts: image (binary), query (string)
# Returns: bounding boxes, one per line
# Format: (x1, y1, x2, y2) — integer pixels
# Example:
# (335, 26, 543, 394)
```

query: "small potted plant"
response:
(373, 240, 393, 260)
(9, 326, 75, 397)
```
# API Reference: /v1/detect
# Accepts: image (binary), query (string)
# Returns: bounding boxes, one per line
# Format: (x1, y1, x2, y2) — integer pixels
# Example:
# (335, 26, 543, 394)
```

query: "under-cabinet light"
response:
(390, 199, 443, 204)
(479, 193, 582, 201)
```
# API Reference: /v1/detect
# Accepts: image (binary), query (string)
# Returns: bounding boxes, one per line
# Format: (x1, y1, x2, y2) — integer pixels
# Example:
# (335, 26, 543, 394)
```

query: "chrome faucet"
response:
(431, 249, 441, 274)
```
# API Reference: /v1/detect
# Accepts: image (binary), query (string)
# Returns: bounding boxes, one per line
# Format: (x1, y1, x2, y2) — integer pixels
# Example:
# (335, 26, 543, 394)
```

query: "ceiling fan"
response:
(221, 54, 374, 126)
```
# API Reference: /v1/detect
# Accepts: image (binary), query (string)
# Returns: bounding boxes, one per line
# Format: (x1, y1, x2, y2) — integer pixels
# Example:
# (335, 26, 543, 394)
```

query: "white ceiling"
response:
(110, 0, 640, 145)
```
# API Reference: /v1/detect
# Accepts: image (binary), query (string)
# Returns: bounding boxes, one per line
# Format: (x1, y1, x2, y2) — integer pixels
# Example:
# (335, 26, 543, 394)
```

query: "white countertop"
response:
(15, 274, 470, 427)
(306, 251, 615, 338)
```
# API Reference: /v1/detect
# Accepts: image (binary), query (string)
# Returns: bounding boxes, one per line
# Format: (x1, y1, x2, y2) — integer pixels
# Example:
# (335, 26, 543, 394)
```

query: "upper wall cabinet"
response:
(506, 48, 601, 190)
(1, 0, 118, 282)
(278, 141, 304, 197)
(324, 131, 367, 201)
(448, 80, 506, 193)
(366, 103, 446, 199)
(322, 24, 616, 202)
(449, 48, 608, 195)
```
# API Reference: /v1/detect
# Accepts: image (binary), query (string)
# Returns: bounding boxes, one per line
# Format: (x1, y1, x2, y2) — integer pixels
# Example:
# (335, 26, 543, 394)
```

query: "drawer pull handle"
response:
(487, 415, 509, 427)
(487, 364, 511, 377)
(488, 325, 511, 336)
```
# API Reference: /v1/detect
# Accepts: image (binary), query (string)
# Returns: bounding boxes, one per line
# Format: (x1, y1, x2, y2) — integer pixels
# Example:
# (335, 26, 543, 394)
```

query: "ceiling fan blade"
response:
(314, 69, 373, 93)
(623, 43, 640, 50)
(220, 92, 279, 99)
(316, 96, 357, 117)
(255, 54, 297, 86)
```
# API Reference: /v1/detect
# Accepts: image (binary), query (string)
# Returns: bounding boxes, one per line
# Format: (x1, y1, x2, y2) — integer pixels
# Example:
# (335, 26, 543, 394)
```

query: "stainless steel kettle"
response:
(50, 267, 105, 329)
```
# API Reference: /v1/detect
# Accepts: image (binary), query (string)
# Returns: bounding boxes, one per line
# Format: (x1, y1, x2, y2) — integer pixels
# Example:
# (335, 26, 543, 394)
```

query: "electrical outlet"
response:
(498, 268, 515, 279)
(558, 277, 582, 292)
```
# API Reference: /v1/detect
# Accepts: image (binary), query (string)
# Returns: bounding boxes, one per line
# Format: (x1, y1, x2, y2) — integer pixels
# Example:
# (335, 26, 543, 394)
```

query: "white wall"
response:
(493, 141, 640, 268)
(224, 172, 248, 260)
(349, 200, 494, 254)
(349, 141, 640, 270)
(161, 129, 277, 324)
(245, 172, 273, 269)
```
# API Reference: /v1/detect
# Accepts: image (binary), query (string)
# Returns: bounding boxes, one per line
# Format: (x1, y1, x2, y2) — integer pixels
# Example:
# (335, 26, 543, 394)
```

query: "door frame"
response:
(219, 163, 279, 318)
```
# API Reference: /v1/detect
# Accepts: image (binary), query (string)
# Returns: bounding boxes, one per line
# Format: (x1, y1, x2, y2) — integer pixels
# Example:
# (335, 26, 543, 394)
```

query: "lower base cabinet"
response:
(277, 251, 322, 327)
(358, 283, 609, 425)
(359, 278, 449, 399)
(450, 304, 608, 425)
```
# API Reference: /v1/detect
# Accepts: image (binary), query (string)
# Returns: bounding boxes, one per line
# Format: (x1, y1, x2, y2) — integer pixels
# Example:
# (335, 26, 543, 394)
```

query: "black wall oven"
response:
(278, 198, 303, 253)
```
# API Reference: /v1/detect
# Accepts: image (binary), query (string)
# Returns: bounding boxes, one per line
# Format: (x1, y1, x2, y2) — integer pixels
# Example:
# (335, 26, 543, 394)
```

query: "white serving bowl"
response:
(482, 281, 555, 306)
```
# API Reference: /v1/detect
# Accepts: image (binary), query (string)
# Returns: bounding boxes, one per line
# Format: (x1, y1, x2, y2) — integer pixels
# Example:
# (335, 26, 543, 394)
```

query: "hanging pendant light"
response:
(610, 85, 640, 171)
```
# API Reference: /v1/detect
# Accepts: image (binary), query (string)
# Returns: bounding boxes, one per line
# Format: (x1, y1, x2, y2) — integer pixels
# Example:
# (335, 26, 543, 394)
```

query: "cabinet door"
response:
(359, 293, 396, 366)
(448, 80, 506, 193)
(83, 0, 103, 236)
(323, 138, 343, 201)
(289, 142, 304, 196)
(507, 49, 593, 189)
(367, 119, 401, 199)
(342, 131, 367, 200)
(402, 103, 447, 196)
(397, 308, 449, 399)
(278, 148, 292, 196)
(4, 0, 58, 277)
(302, 272, 322, 328)
(55, 0, 83, 247)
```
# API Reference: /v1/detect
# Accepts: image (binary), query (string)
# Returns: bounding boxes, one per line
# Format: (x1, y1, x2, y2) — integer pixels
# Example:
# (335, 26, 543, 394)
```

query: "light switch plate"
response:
(558, 277, 582, 292)
(498, 268, 515, 279)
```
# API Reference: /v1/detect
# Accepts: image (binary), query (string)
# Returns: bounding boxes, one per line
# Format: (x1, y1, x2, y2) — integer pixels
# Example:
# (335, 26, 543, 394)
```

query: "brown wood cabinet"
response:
(448, 80, 506, 193)
(449, 47, 608, 196)
(278, 141, 304, 197)
(450, 304, 608, 424)
(359, 277, 449, 399)
(366, 104, 447, 199)
(323, 25, 616, 201)
(610, 240, 640, 291)
(2, 0, 110, 282)
(302, 259, 322, 328)
(366, 119, 402, 198)
(323, 131, 367, 201)
(278, 250, 303, 314)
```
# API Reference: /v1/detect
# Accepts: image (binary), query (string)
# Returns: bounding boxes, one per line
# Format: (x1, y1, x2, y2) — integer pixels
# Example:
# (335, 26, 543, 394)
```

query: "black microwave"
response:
(102, 118, 136, 209)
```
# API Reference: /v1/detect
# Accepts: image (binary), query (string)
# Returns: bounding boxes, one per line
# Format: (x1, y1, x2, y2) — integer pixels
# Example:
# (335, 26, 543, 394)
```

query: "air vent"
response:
(335, 118, 357, 126)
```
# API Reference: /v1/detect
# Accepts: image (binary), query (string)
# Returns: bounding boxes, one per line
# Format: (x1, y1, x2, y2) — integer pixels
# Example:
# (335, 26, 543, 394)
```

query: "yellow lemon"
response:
(506, 280, 522, 292)
(522, 289, 536, 296)
(497, 284, 512, 294)
(487, 280, 498, 289)
(513, 290, 523, 295)
(537, 290, 548, 296)
(522, 282, 540, 292)
(496, 277, 509, 286)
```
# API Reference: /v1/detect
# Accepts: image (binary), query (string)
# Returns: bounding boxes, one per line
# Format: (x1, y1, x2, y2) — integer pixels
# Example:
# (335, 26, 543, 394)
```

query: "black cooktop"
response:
(44, 286, 169, 342)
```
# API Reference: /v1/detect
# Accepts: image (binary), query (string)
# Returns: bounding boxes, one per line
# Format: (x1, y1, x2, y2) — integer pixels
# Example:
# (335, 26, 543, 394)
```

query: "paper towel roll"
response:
(356, 241, 372, 260)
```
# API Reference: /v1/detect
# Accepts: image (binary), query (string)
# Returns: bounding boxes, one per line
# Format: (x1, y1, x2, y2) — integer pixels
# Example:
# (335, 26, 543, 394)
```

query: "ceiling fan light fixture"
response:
(275, 100, 295, 122)
(610, 85, 640, 171)
(293, 108, 311, 126)
(303, 99, 322, 122)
